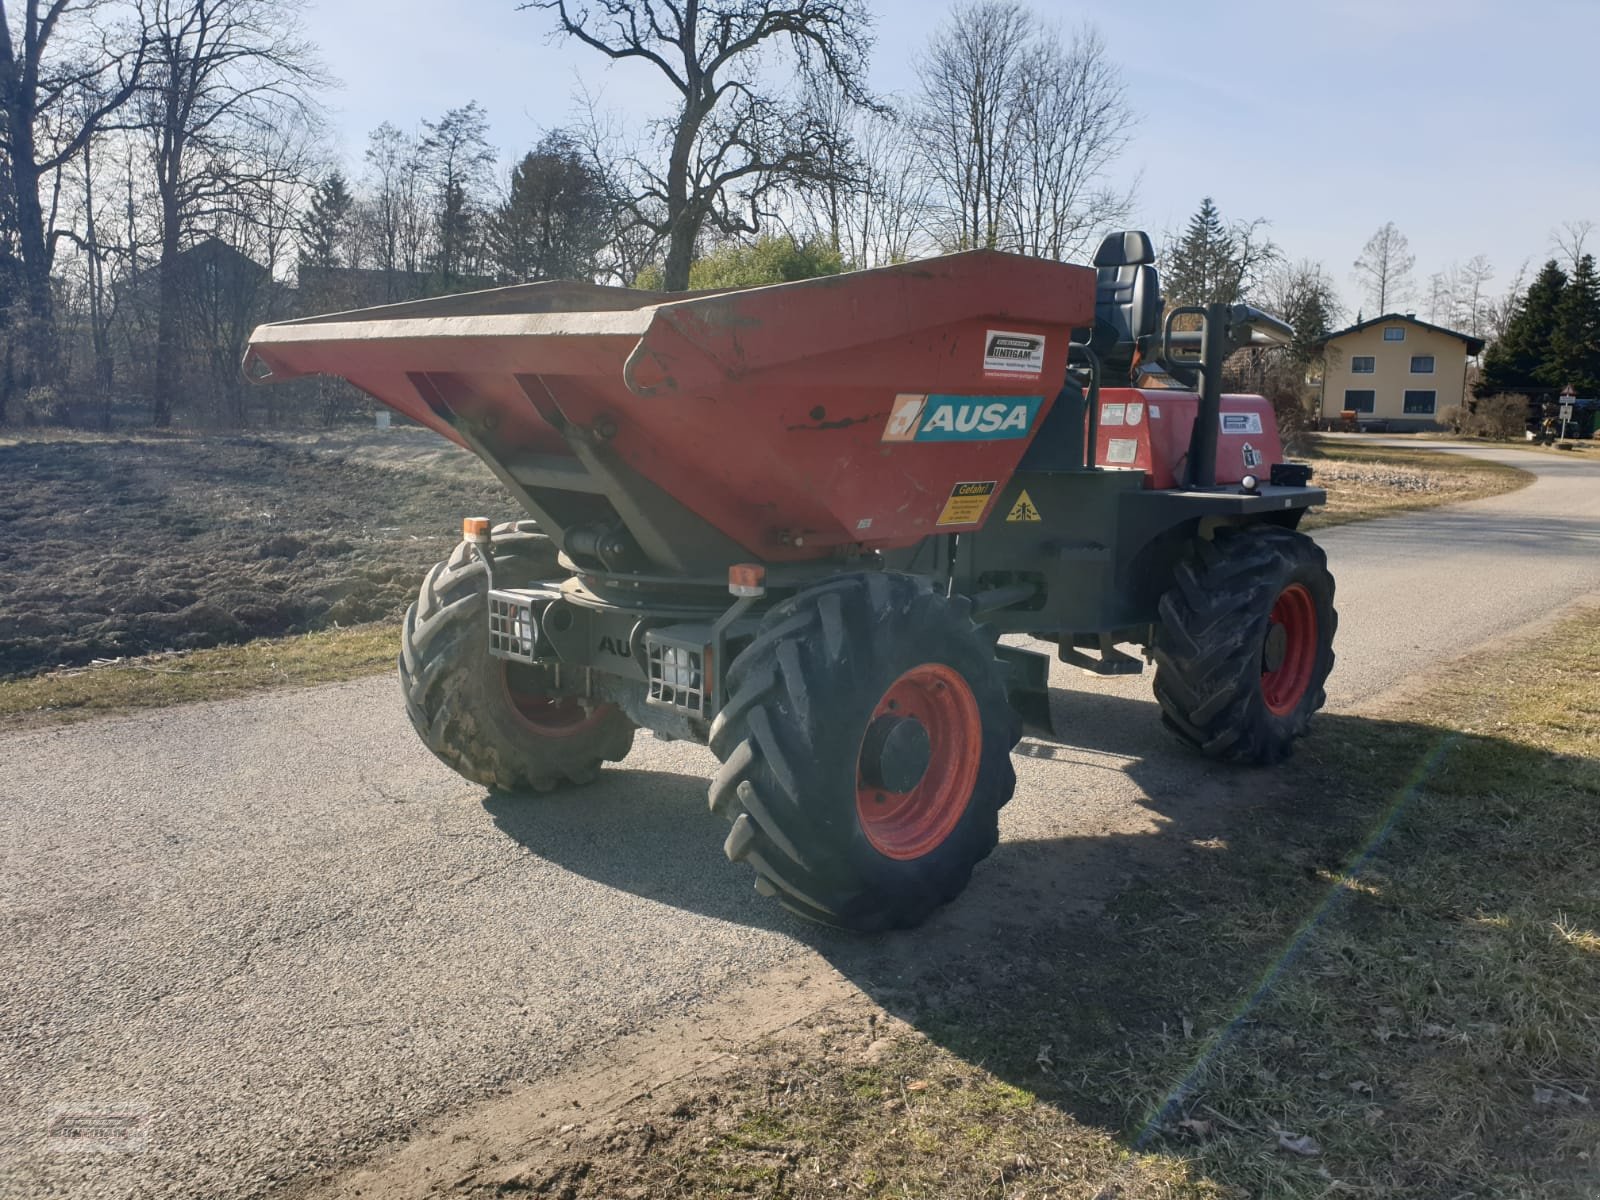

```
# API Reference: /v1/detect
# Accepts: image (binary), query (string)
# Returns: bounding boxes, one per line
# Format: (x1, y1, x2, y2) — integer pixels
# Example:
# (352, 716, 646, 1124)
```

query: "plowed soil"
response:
(0, 429, 506, 678)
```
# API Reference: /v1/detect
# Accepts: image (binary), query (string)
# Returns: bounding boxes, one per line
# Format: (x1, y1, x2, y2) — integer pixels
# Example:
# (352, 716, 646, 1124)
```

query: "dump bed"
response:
(246, 251, 1096, 565)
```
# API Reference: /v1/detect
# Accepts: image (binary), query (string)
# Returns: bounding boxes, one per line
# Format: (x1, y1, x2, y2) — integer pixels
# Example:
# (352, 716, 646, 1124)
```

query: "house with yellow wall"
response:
(1315, 314, 1485, 430)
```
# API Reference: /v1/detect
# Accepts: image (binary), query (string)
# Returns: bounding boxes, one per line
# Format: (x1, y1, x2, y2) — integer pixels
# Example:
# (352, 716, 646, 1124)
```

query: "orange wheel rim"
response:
(855, 663, 982, 861)
(1261, 583, 1318, 716)
(502, 663, 611, 737)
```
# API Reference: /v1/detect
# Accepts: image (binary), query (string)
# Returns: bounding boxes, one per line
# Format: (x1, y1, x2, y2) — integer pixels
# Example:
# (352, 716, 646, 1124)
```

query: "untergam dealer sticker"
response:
(883, 393, 1044, 443)
(983, 330, 1045, 375)
(1220, 411, 1264, 435)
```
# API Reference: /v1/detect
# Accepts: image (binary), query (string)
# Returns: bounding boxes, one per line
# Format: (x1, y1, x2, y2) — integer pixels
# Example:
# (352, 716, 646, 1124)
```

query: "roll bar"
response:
(1159, 303, 1297, 488)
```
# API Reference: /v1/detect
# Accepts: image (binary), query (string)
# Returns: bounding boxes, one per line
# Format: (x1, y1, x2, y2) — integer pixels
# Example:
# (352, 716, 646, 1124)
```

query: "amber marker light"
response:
(728, 563, 767, 598)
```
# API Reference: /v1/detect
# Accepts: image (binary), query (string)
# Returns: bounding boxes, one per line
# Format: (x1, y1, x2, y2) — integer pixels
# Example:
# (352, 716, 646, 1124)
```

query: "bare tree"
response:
(526, 0, 876, 291)
(1259, 258, 1339, 366)
(420, 101, 493, 286)
(357, 121, 428, 291)
(835, 106, 928, 267)
(566, 85, 661, 285)
(139, 0, 326, 425)
(914, 5, 1133, 260)
(1455, 253, 1494, 338)
(0, 0, 145, 402)
(1352, 220, 1415, 314)
(784, 72, 860, 255)
(65, 119, 119, 423)
(1426, 264, 1457, 324)
(1483, 259, 1528, 344)
(1003, 24, 1133, 260)
(0, 141, 22, 418)
(787, 76, 928, 268)
(914, 0, 1029, 252)
(1551, 218, 1594, 274)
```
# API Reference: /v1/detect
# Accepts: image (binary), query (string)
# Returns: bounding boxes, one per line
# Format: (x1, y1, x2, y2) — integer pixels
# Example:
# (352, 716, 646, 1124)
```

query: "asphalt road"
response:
(3, 442, 1597, 1199)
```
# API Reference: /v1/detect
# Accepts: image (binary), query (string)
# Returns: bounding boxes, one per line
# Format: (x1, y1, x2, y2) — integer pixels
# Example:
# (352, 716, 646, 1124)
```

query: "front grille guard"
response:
(464, 537, 762, 720)
(487, 590, 539, 664)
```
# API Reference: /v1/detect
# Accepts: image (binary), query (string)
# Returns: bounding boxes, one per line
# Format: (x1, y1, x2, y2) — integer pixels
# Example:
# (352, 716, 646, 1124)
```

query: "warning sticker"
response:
(1220, 411, 1264, 435)
(1005, 489, 1042, 522)
(936, 480, 996, 526)
(1242, 442, 1263, 469)
(1125, 401, 1144, 424)
(1105, 438, 1140, 465)
(983, 330, 1046, 376)
(1100, 402, 1126, 426)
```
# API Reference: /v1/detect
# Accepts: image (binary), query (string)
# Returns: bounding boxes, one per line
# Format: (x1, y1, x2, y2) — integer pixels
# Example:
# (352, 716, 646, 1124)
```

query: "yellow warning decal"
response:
(936, 480, 996, 526)
(1006, 489, 1041, 522)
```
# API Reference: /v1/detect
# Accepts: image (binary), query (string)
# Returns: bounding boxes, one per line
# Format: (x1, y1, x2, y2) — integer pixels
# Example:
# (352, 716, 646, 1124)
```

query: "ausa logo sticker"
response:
(882, 393, 1043, 443)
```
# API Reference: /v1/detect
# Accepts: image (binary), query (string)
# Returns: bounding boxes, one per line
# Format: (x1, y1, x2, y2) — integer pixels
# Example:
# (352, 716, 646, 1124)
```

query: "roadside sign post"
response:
(1559, 385, 1576, 441)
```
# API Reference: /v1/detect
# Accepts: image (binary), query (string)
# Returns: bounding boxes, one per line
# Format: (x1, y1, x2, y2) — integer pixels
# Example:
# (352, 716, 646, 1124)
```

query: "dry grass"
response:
(1299, 437, 1533, 529)
(0, 622, 397, 731)
(1396, 432, 1600, 458)
(506, 609, 1600, 1199)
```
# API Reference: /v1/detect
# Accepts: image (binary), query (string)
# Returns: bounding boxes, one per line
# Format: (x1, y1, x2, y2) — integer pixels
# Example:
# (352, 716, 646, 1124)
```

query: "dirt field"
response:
(0, 428, 504, 679)
(0, 429, 1528, 684)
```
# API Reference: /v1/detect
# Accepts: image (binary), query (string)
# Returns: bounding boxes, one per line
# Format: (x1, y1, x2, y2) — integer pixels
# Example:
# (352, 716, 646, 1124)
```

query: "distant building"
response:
(1314, 313, 1485, 431)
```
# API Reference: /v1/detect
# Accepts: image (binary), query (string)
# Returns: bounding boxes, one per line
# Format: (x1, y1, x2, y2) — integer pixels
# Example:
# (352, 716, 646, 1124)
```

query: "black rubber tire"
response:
(707, 573, 1021, 931)
(1151, 525, 1337, 765)
(399, 521, 635, 792)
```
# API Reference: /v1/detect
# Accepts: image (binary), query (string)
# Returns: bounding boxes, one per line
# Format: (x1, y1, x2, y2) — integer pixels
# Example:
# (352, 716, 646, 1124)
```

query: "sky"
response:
(299, 0, 1600, 319)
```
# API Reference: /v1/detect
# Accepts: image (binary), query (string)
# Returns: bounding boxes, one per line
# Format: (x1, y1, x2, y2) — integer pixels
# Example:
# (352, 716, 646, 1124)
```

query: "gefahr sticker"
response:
(936, 480, 996, 526)
(883, 393, 1043, 443)
(983, 330, 1046, 376)
(1220, 411, 1264, 435)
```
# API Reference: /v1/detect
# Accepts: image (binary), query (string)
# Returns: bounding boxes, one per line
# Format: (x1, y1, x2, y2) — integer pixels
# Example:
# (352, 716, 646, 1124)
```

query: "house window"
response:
(1384, 327, 1406, 341)
(1351, 356, 1376, 374)
(1403, 390, 1436, 414)
(1344, 389, 1376, 413)
(1410, 355, 1435, 373)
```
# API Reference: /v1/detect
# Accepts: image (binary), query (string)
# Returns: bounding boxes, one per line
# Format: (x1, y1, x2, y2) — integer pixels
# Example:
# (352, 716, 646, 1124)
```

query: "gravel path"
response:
(1, 441, 1595, 1200)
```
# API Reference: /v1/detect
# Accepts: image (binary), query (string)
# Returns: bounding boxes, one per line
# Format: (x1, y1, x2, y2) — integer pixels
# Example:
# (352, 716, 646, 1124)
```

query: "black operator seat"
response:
(1088, 230, 1163, 382)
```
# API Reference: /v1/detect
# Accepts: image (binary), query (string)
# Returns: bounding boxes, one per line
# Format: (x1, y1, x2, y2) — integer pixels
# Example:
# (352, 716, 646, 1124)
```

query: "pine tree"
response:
(300, 173, 354, 270)
(1478, 260, 1567, 396)
(1548, 254, 1600, 395)
(486, 132, 611, 283)
(1165, 198, 1232, 307)
(1164, 197, 1275, 309)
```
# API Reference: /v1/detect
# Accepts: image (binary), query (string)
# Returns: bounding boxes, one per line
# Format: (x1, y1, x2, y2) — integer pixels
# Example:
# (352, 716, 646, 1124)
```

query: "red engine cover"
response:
(1093, 389, 1283, 488)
